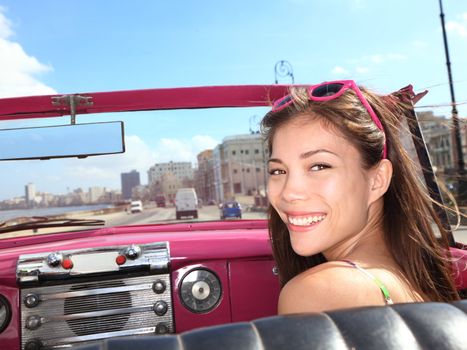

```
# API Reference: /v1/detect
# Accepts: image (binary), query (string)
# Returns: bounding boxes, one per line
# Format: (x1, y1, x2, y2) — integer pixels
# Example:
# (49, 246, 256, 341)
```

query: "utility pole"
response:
(438, 0, 466, 204)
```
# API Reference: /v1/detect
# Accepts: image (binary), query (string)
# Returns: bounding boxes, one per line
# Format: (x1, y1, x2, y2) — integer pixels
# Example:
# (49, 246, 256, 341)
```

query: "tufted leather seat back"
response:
(76, 301, 467, 350)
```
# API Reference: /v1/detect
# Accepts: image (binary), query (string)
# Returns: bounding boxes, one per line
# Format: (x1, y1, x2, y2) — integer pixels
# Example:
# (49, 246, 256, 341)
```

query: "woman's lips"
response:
(285, 212, 326, 231)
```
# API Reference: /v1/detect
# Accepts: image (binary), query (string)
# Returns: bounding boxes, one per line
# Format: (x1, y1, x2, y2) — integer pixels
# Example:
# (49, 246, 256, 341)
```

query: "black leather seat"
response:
(76, 300, 467, 350)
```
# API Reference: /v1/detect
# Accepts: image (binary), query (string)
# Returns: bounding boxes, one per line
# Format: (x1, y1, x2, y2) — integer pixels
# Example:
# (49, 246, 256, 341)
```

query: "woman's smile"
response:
(284, 211, 327, 233)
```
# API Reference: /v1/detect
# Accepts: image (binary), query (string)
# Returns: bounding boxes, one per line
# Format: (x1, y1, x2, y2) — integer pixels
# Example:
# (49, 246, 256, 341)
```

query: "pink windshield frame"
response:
(272, 80, 387, 159)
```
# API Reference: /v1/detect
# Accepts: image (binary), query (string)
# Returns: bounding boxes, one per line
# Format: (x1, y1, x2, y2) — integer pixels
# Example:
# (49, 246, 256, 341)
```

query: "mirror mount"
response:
(51, 94, 94, 125)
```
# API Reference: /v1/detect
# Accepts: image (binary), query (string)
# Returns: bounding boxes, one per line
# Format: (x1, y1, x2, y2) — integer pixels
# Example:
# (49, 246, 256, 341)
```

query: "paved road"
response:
(95, 206, 467, 244)
(97, 205, 267, 227)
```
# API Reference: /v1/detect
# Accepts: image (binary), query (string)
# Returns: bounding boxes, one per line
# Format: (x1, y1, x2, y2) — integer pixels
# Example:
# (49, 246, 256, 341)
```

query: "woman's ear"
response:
(368, 159, 393, 205)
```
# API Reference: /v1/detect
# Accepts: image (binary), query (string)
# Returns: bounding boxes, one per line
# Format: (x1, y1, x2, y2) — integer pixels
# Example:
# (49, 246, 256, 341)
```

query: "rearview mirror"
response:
(0, 121, 125, 161)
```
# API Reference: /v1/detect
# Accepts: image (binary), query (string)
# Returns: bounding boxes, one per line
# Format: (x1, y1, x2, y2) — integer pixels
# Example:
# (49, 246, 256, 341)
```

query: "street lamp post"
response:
(274, 60, 295, 84)
(249, 115, 268, 198)
(438, 0, 467, 204)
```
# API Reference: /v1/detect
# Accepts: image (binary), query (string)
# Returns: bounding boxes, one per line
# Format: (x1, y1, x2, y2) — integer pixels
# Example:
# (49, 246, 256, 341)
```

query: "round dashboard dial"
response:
(179, 269, 222, 313)
(0, 295, 11, 333)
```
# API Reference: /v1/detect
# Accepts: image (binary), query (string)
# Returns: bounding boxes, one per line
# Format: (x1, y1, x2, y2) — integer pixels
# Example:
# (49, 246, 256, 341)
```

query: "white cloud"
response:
(154, 135, 219, 163)
(355, 66, 369, 74)
(333, 52, 406, 77)
(369, 54, 384, 64)
(412, 40, 428, 49)
(0, 6, 13, 39)
(59, 134, 219, 188)
(386, 53, 406, 61)
(0, 7, 56, 98)
(332, 65, 370, 76)
(63, 135, 157, 187)
(358, 53, 406, 65)
(446, 17, 467, 37)
(331, 66, 350, 75)
(191, 135, 219, 150)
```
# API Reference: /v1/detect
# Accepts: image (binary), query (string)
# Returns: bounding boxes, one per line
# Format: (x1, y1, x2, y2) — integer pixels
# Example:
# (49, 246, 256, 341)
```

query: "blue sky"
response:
(0, 0, 466, 200)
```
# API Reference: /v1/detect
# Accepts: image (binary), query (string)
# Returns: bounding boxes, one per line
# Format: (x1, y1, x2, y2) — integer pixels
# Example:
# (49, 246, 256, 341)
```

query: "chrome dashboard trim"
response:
(39, 283, 153, 300)
(42, 326, 158, 348)
(17, 241, 170, 284)
(19, 242, 173, 350)
(44, 305, 155, 322)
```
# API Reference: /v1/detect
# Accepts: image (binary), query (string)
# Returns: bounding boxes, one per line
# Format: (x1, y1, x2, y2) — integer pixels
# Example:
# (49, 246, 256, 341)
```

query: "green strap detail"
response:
(341, 260, 393, 304)
(372, 276, 392, 303)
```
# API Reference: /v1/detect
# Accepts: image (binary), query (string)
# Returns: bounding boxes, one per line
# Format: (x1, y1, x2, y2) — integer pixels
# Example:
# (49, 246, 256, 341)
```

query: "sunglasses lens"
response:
(274, 95, 293, 110)
(311, 83, 345, 98)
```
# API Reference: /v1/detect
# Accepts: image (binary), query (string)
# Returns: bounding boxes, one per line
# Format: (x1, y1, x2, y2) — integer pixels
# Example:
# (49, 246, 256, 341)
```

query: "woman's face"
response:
(267, 115, 376, 258)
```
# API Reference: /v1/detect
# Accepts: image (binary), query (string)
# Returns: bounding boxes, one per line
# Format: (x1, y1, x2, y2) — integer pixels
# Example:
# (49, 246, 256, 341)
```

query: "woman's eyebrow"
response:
(268, 149, 338, 165)
(267, 158, 283, 165)
(299, 149, 338, 159)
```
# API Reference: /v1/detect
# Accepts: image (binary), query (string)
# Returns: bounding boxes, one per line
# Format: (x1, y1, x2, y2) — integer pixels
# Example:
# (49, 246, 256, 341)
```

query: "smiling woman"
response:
(262, 81, 461, 313)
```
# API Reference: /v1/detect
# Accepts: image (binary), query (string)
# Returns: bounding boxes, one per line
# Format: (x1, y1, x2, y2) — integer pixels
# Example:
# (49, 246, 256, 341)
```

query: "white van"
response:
(175, 188, 198, 220)
(130, 200, 143, 213)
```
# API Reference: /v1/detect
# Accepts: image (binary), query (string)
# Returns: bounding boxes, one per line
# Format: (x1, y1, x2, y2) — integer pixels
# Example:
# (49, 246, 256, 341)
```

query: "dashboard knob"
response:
(25, 315, 42, 330)
(25, 339, 42, 350)
(125, 245, 141, 260)
(153, 300, 168, 316)
(152, 280, 166, 294)
(24, 293, 40, 308)
(47, 252, 63, 267)
(155, 322, 169, 334)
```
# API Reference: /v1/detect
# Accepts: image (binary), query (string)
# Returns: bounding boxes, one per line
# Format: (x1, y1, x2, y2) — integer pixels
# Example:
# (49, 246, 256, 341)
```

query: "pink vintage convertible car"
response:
(0, 85, 465, 350)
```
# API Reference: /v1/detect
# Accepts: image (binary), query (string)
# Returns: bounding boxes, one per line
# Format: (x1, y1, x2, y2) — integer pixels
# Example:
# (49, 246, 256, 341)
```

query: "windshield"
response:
(0, 106, 270, 236)
(0, 2, 465, 244)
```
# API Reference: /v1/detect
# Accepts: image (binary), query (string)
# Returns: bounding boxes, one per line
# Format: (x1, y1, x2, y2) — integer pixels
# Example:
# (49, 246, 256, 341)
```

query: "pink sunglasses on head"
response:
(272, 80, 387, 159)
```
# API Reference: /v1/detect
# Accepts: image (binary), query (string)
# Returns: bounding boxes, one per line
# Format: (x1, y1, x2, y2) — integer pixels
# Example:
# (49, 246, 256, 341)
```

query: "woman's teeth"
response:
(288, 215, 325, 226)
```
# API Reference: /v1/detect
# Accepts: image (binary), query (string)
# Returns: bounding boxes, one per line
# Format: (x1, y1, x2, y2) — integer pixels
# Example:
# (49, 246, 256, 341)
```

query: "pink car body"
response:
(0, 85, 465, 350)
(0, 220, 281, 350)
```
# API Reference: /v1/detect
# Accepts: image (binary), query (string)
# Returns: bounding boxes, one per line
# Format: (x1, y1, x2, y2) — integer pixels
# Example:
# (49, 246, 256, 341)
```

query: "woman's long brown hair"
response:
(261, 86, 460, 302)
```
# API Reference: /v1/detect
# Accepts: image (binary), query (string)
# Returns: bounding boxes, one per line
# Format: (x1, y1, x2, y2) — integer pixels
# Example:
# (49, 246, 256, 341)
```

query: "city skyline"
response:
(1, 110, 464, 208)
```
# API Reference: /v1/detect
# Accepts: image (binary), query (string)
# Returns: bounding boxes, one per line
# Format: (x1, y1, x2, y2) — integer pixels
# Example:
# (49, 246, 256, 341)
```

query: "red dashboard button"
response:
(61, 259, 73, 270)
(116, 255, 127, 265)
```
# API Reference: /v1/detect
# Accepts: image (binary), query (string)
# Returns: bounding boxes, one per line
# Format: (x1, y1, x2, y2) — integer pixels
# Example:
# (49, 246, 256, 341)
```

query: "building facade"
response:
(418, 111, 467, 172)
(121, 170, 141, 200)
(194, 150, 216, 204)
(89, 186, 106, 203)
(147, 161, 193, 185)
(213, 133, 268, 202)
(25, 183, 36, 206)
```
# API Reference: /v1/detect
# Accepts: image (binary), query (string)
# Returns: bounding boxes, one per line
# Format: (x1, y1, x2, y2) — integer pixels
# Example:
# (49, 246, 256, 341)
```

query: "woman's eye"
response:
(268, 168, 285, 175)
(310, 164, 330, 171)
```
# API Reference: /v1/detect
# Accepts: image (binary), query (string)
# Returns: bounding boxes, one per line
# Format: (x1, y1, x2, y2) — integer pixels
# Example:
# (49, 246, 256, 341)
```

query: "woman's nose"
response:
(280, 172, 308, 202)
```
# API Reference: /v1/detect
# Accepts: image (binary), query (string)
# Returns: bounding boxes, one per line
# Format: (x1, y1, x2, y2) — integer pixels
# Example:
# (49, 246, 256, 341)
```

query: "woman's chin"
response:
(290, 240, 323, 257)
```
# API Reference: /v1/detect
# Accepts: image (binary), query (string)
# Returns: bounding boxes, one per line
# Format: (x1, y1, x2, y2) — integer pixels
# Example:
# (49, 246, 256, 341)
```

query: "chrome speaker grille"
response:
(64, 280, 132, 336)
(20, 274, 173, 349)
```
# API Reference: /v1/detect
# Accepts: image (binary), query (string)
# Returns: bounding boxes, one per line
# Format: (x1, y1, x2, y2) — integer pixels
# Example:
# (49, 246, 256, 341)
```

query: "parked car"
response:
(0, 85, 465, 350)
(220, 201, 242, 219)
(130, 200, 143, 213)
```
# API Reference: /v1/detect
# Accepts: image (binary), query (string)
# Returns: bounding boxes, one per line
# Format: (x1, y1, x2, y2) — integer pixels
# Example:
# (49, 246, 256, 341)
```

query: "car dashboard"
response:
(0, 220, 280, 350)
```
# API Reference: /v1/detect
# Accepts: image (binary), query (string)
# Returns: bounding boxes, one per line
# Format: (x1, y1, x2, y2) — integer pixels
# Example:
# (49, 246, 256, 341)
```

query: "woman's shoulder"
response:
(277, 261, 389, 314)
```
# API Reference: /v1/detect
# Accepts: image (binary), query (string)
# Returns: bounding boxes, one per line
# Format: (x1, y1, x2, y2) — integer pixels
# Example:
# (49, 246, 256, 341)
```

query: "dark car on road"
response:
(155, 195, 166, 207)
(220, 201, 242, 219)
